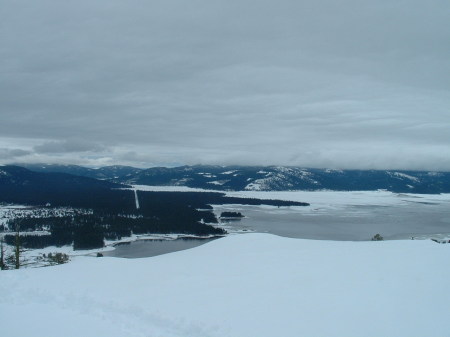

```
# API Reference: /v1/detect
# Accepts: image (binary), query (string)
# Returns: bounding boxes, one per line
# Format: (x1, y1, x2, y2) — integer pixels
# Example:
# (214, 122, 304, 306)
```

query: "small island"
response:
(220, 211, 244, 218)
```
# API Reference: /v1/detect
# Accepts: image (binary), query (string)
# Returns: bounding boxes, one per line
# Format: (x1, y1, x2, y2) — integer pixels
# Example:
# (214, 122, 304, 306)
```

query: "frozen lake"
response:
(106, 189, 450, 258)
(215, 190, 450, 241)
(215, 203, 450, 241)
(103, 237, 218, 258)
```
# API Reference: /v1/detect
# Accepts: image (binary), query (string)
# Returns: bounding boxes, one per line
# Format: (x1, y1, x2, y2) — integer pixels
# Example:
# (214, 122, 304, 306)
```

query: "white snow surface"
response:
(132, 185, 450, 209)
(1, 233, 449, 337)
(133, 189, 140, 209)
(221, 170, 237, 175)
(244, 182, 262, 190)
(132, 184, 212, 192)
(388, 171, 420, 182)
(207, 180, 229, 185)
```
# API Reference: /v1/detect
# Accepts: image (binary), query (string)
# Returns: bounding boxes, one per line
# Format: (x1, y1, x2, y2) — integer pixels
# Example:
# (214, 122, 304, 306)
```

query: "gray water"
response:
(216, 201, 450, 241)
(104, 195, 450, 258)
(103, 237, 218, 258)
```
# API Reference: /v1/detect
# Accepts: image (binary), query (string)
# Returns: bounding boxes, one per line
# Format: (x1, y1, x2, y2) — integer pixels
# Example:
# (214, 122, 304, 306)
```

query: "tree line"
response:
(1, 189, 306, 255)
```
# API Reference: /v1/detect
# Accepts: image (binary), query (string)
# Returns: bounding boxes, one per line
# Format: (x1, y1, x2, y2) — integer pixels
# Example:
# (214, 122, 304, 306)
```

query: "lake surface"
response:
(214, 197, 450, 241)
(105, 191, 450, 258)
(103, 237, 218, 258)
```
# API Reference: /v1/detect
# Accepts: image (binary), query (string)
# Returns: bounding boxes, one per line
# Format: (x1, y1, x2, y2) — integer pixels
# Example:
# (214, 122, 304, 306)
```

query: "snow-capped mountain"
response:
(10, 164, 450, 193)
(121, 165, 450, 193)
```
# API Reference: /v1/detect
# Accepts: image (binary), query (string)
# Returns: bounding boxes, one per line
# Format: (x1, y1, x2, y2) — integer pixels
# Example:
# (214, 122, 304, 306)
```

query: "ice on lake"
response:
(214, 191, 450, 240)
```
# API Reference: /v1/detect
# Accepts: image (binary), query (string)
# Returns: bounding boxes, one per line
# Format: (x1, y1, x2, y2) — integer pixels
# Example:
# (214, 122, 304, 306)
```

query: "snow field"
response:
(1, 233, 449, 337)
(131, 185, 450, 209)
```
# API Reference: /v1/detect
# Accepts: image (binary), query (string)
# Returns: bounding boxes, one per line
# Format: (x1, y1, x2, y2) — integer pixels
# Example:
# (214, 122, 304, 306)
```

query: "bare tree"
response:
(0, 236, 6, 270)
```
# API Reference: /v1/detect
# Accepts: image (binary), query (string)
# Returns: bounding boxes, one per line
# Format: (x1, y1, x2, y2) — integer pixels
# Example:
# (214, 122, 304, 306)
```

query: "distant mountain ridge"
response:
(15, 163, 142, 181)
(0, 165, 126, 206)
(123, 165, 450, 193)
(9, 164, 450, 194)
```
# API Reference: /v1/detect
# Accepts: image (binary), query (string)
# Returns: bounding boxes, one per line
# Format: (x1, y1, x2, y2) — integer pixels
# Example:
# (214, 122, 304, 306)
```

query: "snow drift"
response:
(1, 234, 449, 337)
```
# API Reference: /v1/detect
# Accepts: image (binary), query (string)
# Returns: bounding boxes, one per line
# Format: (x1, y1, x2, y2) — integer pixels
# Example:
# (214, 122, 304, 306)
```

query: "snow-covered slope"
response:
(15, 164, 450, 193)
(1, 234, 449, 337)
(124, 165, 450, 193)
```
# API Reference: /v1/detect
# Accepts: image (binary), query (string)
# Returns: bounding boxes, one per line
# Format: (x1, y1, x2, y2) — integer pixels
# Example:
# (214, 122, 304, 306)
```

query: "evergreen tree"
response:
(14, 220, 21, 269)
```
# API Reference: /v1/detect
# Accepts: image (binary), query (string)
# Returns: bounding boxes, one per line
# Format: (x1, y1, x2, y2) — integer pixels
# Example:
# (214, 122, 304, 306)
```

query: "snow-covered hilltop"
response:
(1, 233, 449, 337)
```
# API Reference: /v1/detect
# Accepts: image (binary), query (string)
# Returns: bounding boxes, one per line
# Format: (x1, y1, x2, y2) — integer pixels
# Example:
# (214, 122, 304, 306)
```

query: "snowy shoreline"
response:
(2, 188, 449, 267)
(0, 230, 226, 268)
(131, 184, 450, 206)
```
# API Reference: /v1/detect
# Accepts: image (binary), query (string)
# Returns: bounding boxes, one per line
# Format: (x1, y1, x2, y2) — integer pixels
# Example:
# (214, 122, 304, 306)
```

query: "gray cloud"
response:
(34, 140, 107, 154)
(0, 148, 31, 160)
(0, 0, 449, 170)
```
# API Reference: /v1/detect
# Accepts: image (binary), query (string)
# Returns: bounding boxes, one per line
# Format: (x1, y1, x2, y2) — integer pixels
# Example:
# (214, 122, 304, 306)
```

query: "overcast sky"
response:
(1, 0, 449, 170)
